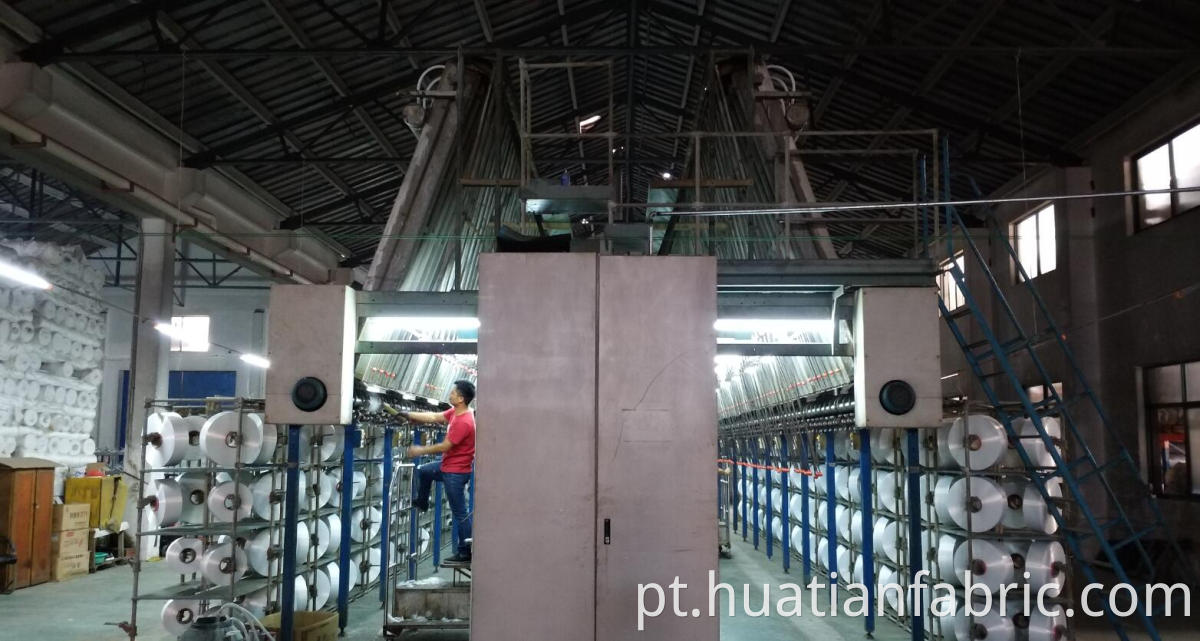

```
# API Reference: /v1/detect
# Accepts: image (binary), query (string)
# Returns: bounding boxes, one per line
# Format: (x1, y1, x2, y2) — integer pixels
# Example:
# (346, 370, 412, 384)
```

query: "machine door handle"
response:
(603, 518, 611, 544)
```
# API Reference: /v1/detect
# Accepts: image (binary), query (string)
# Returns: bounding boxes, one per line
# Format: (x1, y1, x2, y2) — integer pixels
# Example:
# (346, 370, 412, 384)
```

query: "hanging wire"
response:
(1014, 48, 1028, 185)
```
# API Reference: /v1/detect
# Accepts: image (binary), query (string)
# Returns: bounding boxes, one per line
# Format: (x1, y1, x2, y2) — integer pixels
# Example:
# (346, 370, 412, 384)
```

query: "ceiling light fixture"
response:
(0, 259, 52, 289)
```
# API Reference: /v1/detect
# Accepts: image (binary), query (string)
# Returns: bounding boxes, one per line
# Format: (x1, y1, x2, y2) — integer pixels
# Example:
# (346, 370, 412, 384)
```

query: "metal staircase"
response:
(935, 150, 1194, 641)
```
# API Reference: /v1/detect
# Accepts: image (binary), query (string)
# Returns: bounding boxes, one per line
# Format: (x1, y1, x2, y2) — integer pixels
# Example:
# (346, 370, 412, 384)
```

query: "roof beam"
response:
(39, 44, 1200, 62)
(959, 6, 1117, 155)
(261, 0, 405, 172)
(473, 0, 495, 43)
(826, 0, 1008, 201)
(18, 0, 188, 65)
(183, 73, 416, 168)
(150, 15, 381, 220)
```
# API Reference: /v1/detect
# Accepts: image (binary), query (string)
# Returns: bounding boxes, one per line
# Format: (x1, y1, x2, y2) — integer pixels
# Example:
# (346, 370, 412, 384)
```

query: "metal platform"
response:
(385, 582, 471, 637)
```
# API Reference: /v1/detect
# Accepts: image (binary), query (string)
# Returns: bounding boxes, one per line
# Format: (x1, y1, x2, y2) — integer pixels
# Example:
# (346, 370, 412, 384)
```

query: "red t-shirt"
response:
(440, 408, 476, 473)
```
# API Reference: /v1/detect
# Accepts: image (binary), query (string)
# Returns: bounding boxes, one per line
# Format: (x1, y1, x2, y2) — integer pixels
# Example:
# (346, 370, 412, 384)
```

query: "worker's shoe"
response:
(445, 552, 471, 564)
(412, 497, 429, 512)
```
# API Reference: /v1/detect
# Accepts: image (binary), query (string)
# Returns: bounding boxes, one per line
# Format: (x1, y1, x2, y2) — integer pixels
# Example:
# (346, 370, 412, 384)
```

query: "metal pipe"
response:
(800, 435, 811, 582)
(281, 424, 302, 641)
(906, 428, 925, 641)
(672, 185, 1200, 217)
(379, 425, 394, 603)
(45, 45, 1199, 61)
(524, 128, 937, 140)
(825, 434, 836, 586)
(0, 112, 317, 284)
(859, 428, 874, 635)
(781, 433, 790, 573)
(337, 424, 358, 633)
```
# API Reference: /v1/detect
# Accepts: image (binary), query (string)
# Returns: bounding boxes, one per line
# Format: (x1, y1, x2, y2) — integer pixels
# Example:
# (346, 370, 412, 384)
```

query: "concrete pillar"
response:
(123, 218, 175, 495)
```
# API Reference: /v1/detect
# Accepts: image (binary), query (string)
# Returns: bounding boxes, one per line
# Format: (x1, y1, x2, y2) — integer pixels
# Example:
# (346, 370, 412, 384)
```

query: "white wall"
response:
(97, 287, 269, 450)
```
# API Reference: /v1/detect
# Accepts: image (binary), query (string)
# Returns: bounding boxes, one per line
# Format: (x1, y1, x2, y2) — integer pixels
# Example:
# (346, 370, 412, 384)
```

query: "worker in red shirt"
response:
(401, 379, 476, 563)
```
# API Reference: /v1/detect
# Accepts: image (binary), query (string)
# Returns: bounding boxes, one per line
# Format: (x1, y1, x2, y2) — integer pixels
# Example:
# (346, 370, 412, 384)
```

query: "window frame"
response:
(169, 315, 211, 353)
(1132, 119, 1200, 231)
(1011, 203, 1056, 282)
(1143, 360, 1200, 500)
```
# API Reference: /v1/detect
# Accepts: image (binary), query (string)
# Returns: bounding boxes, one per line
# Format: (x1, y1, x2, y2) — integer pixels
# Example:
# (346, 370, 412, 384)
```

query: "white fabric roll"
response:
(1027, 610, 1068, 641)
(324, 560, 359, 601)
(876, 470, 900, 513)
(1016, 416, 1063, 468)
(206, 481, 253, 522)
(200, 411, 266, 465)
(310, 565, 331, 610)
(81, 438, 96, 456)
(872, 428, 900, 463)
(835, 465, 851, 500)
(1025, 541, 1067, 591)
(355, 547, 381, 584)
(310, 517, 331, 560)
(250, 472, 308, 521)
(146, 412, 192, 467)
(947, 415, 1007, 470)
(199, 541, 247, 585)
(328, 469, 366, 507)
(1023, 478, 1063, 534)
(67, 438, 82, 456)
(1000, 480, 1026, 528)
(951, 607, 1016, 641)
(175, 475, 207, 525)
(349, 506, 382, 543)
(154, 478, 183, 527)
(161, 600, 203, 637)
(165, 537, 204, 574)
(254, 417, 277, 464)
(323, 514, 342, 557)
(873, 517, 901, 563)
(309, 471, 333, 510)
(315, 425, 344, 462)
(835, 505, 851, 542)
(934, 475, 1005, 532)
(953, 539, 1015, 593)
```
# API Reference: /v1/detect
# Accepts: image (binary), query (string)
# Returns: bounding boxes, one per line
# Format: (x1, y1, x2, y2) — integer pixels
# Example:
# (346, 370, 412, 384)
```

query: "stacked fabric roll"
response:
(0, 240, 107, 468)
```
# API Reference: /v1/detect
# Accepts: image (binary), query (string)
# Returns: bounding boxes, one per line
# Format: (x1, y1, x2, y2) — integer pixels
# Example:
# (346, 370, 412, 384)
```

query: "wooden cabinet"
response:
(0, 458, 56, 590)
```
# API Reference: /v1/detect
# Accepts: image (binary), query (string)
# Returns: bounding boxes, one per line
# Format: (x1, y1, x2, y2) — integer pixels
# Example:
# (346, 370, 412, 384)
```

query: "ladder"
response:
(934, 150, 1194, 641)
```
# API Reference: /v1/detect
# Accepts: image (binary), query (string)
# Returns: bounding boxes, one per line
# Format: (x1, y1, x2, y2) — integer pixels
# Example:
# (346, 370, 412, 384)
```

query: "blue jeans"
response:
(415, 460, 472, 556)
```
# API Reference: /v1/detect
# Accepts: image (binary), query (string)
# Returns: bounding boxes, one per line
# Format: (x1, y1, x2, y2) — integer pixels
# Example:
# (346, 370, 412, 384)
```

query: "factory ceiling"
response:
(0, 0, 1197, 280)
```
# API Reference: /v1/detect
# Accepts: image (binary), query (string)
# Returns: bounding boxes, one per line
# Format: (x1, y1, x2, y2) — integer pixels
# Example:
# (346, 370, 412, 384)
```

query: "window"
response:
(1025, 382, 1063, 404)
(169, 316, 210, 352)
(1144, 361, 1200, 497)
(1135, 121, 1200, 228)
(937, 253, 965, 311)
(1013, 204, 1056, 280)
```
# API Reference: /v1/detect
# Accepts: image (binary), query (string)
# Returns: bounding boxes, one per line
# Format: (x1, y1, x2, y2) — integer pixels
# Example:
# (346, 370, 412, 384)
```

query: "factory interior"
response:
(0, 2, 1199, 641)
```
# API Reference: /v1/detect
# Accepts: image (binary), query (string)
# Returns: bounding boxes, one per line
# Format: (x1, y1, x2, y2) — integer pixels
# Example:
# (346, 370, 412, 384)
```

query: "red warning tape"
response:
(716, 458, 823, 478)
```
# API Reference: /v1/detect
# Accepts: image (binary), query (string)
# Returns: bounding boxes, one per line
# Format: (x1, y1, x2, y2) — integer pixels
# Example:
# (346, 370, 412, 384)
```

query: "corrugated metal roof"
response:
(2, 0, 1195, 265)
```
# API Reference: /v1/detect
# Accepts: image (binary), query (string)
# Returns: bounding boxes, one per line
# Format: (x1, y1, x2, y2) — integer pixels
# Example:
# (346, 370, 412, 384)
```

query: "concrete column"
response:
(123, 217, 175, 479)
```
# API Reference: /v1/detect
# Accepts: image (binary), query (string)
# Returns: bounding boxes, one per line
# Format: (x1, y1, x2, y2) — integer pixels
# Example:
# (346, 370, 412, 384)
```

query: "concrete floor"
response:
(4, 541, 1195, 640)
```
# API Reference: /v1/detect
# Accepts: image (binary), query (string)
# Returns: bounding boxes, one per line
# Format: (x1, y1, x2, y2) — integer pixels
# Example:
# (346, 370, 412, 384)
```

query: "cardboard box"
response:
(51, 528, 90, 557)
(64, 476, 128, 530)
(51, 550, 90, 581)
(262, 611, 338, 641)
(52, 503, 91, 532)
